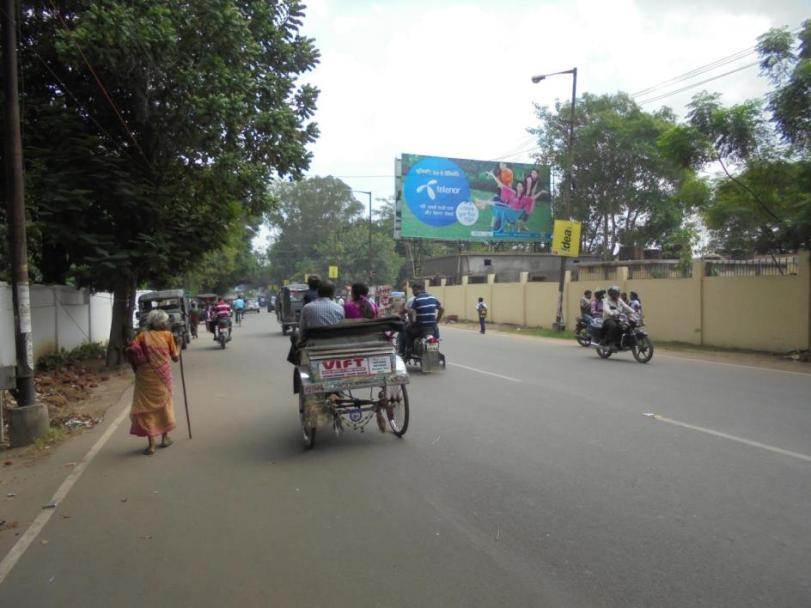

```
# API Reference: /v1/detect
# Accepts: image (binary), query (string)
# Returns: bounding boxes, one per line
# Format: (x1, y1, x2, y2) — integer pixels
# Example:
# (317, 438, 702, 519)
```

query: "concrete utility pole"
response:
(352, 190, 373, 283)
(2, 0, 49, 445)
(531, 67, 577, 330)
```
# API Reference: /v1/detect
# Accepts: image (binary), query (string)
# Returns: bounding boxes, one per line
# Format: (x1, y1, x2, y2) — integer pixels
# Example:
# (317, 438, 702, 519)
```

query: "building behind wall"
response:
(420, 252, 599, 283)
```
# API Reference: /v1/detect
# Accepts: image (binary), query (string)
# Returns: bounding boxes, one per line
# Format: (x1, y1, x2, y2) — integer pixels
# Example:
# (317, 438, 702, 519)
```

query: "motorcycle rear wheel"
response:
(219, 333, 227, 349)
(633, 336, 654, 363)
(299, 393, 316, 449)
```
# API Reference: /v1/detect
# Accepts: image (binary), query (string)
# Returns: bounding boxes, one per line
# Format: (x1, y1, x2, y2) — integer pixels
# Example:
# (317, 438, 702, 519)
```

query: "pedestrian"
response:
(476, 297, 488, 334)
(303, 274, 321, 305)
(125, 310, 180, 456)
(344, 282, 378, 320)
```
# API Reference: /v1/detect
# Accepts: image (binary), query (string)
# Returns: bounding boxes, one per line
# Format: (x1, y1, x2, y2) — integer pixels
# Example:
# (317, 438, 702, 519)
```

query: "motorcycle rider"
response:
(232, 293, 246, 324)
(303, 275, 321, 305)
(602, 286, 634, 347)
(214, 297, 232, 340)
(400, 284, 444, 356)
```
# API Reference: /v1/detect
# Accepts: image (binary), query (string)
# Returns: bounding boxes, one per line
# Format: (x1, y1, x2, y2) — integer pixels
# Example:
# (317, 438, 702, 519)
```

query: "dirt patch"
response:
(1, 361, 133, 457)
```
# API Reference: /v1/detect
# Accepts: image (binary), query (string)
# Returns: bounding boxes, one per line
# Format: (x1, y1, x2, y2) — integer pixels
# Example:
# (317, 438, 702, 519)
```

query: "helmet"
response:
(607, 285, 620, 298)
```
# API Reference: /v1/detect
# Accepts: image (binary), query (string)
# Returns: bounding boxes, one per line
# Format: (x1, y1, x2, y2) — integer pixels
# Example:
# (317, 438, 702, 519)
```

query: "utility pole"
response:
(3, 0, 49, 445)
(531, 67, 577, 330)
(352, 190, 373, 283)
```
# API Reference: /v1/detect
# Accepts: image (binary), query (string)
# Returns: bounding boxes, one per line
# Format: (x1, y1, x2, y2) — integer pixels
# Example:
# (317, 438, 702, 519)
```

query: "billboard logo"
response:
(416, 179, 438, 200)
(404, 157, 470, 227)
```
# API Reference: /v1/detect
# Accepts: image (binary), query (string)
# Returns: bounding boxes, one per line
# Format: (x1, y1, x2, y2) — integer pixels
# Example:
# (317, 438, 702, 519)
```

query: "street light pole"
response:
(352, 190, 373, 284)
(531, 67, 577, 331)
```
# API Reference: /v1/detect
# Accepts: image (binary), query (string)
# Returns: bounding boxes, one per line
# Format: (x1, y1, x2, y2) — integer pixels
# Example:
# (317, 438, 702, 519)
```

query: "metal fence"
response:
(573, 267, 618, 282)
(705, 255, 799, 277)
(628, 262, 692, 280)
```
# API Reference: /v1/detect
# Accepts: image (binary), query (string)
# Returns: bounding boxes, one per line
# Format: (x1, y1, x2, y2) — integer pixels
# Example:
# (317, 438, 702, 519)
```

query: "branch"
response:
(716, 155, 781, 223)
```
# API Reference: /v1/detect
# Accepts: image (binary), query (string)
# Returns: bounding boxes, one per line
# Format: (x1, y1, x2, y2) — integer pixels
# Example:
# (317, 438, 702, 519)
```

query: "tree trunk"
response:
(105, 278, 136, 367)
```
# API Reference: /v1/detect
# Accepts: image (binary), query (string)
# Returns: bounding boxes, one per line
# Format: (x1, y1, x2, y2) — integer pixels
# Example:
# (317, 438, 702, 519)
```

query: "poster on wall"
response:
(396, 153, 552, 242)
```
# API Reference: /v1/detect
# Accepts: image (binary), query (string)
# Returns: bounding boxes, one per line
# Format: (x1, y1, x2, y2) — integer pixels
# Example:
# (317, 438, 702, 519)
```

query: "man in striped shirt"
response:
(400, 285, 444, 355)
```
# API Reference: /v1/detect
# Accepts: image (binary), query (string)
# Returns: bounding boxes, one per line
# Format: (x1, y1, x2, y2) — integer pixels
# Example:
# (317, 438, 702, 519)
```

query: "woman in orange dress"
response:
(126, 310, 179, 455)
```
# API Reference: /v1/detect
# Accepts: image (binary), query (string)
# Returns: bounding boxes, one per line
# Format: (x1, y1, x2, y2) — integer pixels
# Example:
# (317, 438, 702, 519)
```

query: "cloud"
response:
(298, 0, 807, 201)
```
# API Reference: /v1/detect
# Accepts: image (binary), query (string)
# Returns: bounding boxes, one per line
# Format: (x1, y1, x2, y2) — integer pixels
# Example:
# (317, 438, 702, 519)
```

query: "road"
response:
(1, 312, 810, 607)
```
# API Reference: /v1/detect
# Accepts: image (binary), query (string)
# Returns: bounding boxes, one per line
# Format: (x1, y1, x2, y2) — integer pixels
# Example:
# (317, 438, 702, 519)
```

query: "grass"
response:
(500, 326, 576, 340)
(32, 427, 67, 451)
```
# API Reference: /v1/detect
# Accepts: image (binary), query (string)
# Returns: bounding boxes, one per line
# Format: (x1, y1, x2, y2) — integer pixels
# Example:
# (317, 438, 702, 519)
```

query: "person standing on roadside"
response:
(476, 297, 488, 334)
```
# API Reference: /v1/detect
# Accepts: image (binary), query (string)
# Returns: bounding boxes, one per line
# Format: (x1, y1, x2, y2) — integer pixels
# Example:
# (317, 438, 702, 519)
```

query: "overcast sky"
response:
(259, 0, 807, 248)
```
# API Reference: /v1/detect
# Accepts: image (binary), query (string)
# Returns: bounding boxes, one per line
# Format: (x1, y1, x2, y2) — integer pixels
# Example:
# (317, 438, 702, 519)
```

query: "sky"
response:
(258, 0, 808, 249)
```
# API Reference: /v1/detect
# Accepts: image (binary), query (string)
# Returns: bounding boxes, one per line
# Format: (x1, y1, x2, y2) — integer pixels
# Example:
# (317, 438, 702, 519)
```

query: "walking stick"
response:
(178, 349, 192, 439)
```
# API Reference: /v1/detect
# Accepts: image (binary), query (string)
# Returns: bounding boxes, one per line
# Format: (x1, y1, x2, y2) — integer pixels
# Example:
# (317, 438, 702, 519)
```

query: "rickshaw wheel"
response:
(282, 324, 288, 336)
(385, 385, 409, 437)
(299, 393, 316, 449)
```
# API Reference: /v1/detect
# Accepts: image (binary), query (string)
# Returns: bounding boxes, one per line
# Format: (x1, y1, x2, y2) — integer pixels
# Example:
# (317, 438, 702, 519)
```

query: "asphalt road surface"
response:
(2, 312, 810, 607)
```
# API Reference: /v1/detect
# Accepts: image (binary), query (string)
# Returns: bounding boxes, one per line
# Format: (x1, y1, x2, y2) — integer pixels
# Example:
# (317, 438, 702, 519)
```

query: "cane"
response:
(178, 349, 192, 439)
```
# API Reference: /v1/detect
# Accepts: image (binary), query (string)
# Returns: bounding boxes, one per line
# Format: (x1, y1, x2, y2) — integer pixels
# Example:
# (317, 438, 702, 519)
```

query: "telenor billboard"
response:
(395, 153, 551, 242)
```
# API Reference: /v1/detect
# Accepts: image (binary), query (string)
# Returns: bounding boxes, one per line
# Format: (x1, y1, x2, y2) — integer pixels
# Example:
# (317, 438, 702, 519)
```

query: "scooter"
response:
(214, 317, 232, 349)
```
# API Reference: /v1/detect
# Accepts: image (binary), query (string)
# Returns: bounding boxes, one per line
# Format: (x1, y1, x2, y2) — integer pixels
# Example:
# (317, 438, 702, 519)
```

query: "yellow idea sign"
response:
(328, 266, 339, 279)
(551, 220, 581, 257)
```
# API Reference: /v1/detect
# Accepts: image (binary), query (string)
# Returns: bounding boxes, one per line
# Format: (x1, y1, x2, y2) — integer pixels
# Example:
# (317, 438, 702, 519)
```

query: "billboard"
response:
(396, 153, 551, 242)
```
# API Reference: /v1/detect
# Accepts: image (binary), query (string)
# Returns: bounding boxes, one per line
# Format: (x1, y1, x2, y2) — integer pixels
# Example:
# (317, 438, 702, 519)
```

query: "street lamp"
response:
(351, 190, 373, 283)
(531, 66, 577, 331)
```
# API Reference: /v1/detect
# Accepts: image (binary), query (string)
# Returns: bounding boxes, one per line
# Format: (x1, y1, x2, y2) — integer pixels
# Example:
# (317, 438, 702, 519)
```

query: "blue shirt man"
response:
(233, 297, 246, 311)
(400, 285, 444, 354)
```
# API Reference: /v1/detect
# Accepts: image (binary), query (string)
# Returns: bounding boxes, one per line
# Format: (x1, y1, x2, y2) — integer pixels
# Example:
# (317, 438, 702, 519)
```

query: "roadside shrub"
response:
(37, 342, 107, 370)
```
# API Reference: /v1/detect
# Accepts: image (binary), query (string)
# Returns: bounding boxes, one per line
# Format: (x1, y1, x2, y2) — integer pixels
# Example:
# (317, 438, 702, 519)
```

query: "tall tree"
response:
(531, 93, 697, 259)
(1, 1, 319, 364)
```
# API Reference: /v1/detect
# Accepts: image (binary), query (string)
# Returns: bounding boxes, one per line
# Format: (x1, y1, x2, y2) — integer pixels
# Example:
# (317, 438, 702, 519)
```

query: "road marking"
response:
(643, 412, 811, 463)
(0, 389, 132, 587)
(447, 362, 522, 383)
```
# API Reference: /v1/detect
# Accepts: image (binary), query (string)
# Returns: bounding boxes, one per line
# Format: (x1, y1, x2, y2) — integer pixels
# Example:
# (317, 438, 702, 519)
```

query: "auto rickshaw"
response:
(276, 283, 308, 335)
(137, 289, 191, 349)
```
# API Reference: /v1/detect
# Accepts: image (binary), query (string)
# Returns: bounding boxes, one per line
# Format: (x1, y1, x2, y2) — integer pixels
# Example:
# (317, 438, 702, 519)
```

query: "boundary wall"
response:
(0, 283, 114, 368)
(423, 251, 810, 352)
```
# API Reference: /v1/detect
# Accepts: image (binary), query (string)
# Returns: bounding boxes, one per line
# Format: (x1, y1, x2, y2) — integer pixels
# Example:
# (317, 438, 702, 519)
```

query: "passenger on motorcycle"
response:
(602, 286, 635, 346)
(590, 289, 605, 318)
(580, 290, 593, 321)
(400, 284, 444, 356)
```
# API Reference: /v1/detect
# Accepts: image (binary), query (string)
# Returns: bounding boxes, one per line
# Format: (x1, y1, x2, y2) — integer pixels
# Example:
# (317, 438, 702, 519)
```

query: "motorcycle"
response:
(403, 326, 446, 373)
(575, 315, 592, 347)
(214, 317, 232, 349)
(583, 314, 654, 363)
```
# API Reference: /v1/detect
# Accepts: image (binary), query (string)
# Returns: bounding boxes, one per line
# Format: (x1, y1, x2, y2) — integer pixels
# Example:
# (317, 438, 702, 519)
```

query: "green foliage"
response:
(757, 20, 811, 154)
(0, 1, 319, 361)
(37, 342, 108, 371)
(531, 93, 696, 258)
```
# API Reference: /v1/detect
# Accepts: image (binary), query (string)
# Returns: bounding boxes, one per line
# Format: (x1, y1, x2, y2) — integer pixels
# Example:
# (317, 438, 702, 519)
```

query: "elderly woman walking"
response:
(126, 310, 180, 455)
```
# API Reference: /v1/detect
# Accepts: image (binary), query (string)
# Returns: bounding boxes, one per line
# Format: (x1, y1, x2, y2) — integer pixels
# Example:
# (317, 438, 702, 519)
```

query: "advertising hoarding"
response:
(396, 153, 551, 242)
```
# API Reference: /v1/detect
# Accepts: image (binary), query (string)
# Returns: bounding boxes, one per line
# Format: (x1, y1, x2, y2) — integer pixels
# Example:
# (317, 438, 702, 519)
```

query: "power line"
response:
(637, 61, 759, 105)
(631, 46, 756, 97)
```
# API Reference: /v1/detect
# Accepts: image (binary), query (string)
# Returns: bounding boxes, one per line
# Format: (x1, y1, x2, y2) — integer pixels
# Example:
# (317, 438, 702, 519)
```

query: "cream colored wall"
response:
(526, 283, 561, 328)
(491, 283, 524, 325)
(428, 251, 809, 351)
(625, 278, 702, 344)
(703, 274, 809, 351)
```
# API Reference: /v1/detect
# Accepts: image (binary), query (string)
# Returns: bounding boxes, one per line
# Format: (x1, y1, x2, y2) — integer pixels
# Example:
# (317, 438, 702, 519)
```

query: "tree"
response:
(531, 93, 697, 258)
(1, 1, 319, 364)
(757, 20, 811, 155)
(658, 20, 811, 254)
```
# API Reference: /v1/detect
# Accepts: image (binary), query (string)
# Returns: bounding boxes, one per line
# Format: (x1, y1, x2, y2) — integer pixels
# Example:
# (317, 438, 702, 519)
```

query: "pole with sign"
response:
(551, 220, 581, 257)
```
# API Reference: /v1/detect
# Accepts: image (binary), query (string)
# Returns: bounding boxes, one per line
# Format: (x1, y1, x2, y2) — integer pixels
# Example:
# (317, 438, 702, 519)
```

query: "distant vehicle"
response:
(137, 289, 190, 350)
(258, 296, 267, 307)
(245, 299, 260, 313)
(277, 284, 308, 335)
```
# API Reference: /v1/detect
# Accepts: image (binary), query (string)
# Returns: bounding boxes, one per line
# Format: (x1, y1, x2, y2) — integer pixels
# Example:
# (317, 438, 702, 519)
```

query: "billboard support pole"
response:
(553, 67, 577, 330)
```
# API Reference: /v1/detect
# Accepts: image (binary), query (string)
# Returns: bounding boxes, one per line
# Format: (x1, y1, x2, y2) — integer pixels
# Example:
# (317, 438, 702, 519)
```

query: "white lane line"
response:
(643, 412, 811, 463)
(447, 362, 522, 383)
(0, 389, 132, 586)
